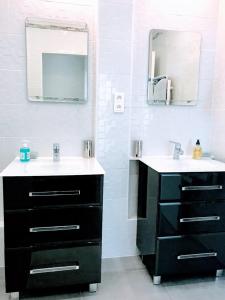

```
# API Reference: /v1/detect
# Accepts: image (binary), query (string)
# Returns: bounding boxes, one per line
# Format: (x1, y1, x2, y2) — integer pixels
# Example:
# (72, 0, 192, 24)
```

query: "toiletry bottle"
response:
(192, 139, 202, 160)
(20, 142, 30, 162)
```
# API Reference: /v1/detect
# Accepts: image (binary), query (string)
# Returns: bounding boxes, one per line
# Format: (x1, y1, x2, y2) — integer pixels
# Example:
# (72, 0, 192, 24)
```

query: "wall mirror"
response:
(148, 29, 201, 106)
(26, 18, 88, 103)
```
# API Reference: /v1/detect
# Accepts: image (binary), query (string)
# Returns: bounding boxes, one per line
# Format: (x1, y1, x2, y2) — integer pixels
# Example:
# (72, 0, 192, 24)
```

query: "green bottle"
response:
(20, 142, 30, 162)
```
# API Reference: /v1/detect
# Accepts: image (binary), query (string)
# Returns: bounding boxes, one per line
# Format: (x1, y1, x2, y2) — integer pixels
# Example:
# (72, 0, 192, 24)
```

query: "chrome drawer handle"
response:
(30, 265, 79, 274)
(29, 190, 80, 197)
(177, 252, 217, 260)
(180, 216, 220, 223)
(182, 185, 223, 191)
(29, 225, 80, 232)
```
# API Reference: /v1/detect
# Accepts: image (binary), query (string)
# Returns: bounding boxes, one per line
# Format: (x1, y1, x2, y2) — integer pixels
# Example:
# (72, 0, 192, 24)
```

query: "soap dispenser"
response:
(192, 139, 202, 160)
(20, 142, 30, 162)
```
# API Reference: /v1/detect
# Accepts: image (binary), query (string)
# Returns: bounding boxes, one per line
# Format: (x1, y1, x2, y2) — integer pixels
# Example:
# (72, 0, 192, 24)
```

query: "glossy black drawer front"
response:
(3, 175, 103, 210)
(155, 233, 225, 276)
(160, 174, 181, 200)
(160, 173, 225, 201)
(158, 200, 225, 236)
(5, 246, 31, 292)
(5, 243, 101, 292)
(4, 206, 102, 247)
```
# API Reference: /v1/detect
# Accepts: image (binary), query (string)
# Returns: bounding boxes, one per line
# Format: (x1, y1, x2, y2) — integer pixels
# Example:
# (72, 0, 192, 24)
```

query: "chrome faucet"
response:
(53, 143, 60, 161)
(169, 141, 184, 160)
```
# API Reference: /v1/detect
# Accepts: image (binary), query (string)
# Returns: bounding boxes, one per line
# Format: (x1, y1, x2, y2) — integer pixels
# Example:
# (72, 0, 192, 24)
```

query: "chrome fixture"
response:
(216, 269, 224, 277)
(169, 141, 184, 160)
(134, 140, 143, 158)
(182, 185, 222, 191)
(30, 265, 79, 275)
(153, 276, 161, 285)
(177, 252, 217, 260)
(83, 140, 93, 158)
(53, 143, 60, 161)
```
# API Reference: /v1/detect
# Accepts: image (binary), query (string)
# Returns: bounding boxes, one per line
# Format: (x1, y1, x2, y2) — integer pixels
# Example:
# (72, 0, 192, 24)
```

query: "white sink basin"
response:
(1, 157, 105, 177)
(140, 156, 225, 173)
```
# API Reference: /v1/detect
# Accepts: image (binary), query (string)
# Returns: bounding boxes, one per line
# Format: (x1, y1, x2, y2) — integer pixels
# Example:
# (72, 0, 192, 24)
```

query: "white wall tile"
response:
(134, 14, 217, 51)
(102, 196, 138, 258)
(199, 50, 215, 80)
(0, 70, 26, 104)
(197, 79, 213, 109)
(136, 0, 219, 19)
(0, 0, 9, 33)
(96, 0, 134, 257)
(7, 0, 95, 37)
(104, 168, 129, 199)
(211, 109, 225, 160)
(0, 103, 94, 140)
(131, 106, 212, 156)
(43, 0, 96, 5)
(99, 2, 133, 41)
(99, 39, 132, 75)
(211, 1, 225, 159)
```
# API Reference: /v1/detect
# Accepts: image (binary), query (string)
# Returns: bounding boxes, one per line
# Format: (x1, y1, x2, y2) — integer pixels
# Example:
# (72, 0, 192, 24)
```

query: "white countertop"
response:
(0, 157, 105, 177)
(139, 156, 225, 173)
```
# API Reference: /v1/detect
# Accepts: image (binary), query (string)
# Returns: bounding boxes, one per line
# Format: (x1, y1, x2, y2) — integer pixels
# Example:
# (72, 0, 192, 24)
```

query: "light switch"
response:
(114, 93, 125, 113)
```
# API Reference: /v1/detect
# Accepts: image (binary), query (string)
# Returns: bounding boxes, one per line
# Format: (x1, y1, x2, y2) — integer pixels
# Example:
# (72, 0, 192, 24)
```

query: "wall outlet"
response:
(114, 93, 125, 113)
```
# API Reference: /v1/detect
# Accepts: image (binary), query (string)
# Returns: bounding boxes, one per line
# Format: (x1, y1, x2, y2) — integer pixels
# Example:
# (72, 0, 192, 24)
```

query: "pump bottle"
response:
(192, 139, 202, 159)
(20, 142, 30, 162)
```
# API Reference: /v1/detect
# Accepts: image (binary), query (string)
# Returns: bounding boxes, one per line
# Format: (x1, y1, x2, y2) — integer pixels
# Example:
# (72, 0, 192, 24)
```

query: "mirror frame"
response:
(25, 18, 89, 104)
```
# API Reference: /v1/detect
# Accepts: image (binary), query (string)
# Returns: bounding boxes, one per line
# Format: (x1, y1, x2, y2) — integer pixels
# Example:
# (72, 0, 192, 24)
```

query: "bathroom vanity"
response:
(1, 157, 104, 297)
(137, 156, 225, 284)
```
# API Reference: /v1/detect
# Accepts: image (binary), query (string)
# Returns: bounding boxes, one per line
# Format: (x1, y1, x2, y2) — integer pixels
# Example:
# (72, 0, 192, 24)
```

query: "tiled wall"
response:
(131, 0, 219, 157)
(211, 0, 225, 158)
(96, 0, 135, 258)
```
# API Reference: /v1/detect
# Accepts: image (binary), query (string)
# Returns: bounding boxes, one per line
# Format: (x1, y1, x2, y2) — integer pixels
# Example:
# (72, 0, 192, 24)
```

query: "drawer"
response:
(4, 206, 102, 247)
(158, 200, 225, 236)
(160, 173, 225, 201)
(155, 233, 225, 276)
(5, 243, 101, 292)
(3, 175, 103, 210)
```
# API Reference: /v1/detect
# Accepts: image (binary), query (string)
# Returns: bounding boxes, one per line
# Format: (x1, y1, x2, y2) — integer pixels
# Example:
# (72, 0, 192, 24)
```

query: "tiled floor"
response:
(1, 257, 225, 300)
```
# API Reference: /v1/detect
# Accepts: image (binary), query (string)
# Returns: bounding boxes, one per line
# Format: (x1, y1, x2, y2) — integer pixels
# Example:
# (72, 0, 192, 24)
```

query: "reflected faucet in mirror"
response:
(169, 141, 184, 160)
(148, 75, 173, 105)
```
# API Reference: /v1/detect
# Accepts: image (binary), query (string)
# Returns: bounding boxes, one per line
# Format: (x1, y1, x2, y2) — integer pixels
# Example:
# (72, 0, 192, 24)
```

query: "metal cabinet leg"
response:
(9, 292, 19, 299)
(89, 283, 98, 293)
(153, 276, 161, 285)
(216, 269, 223, 277)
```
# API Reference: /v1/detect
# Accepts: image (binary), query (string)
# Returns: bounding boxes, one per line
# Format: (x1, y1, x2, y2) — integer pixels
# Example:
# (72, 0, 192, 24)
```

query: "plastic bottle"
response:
(192, 139, 202, 160)
(20, 142, 30, 162)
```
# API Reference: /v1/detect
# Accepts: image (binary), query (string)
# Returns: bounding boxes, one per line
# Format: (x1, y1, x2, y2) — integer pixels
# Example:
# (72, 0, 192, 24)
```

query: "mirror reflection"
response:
(148, 29, 201, 106)
(26, 18, 88, 103)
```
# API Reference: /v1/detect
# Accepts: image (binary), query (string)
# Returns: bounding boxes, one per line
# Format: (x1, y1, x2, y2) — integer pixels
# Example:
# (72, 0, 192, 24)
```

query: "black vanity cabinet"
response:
(3, 175, 104, 295)
(137, 162, 225, 284)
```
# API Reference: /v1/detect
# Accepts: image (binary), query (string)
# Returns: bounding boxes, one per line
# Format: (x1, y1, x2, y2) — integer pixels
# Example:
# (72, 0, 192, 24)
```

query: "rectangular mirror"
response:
(148, 29, 201, 106)
(26, 18, 88, 103)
